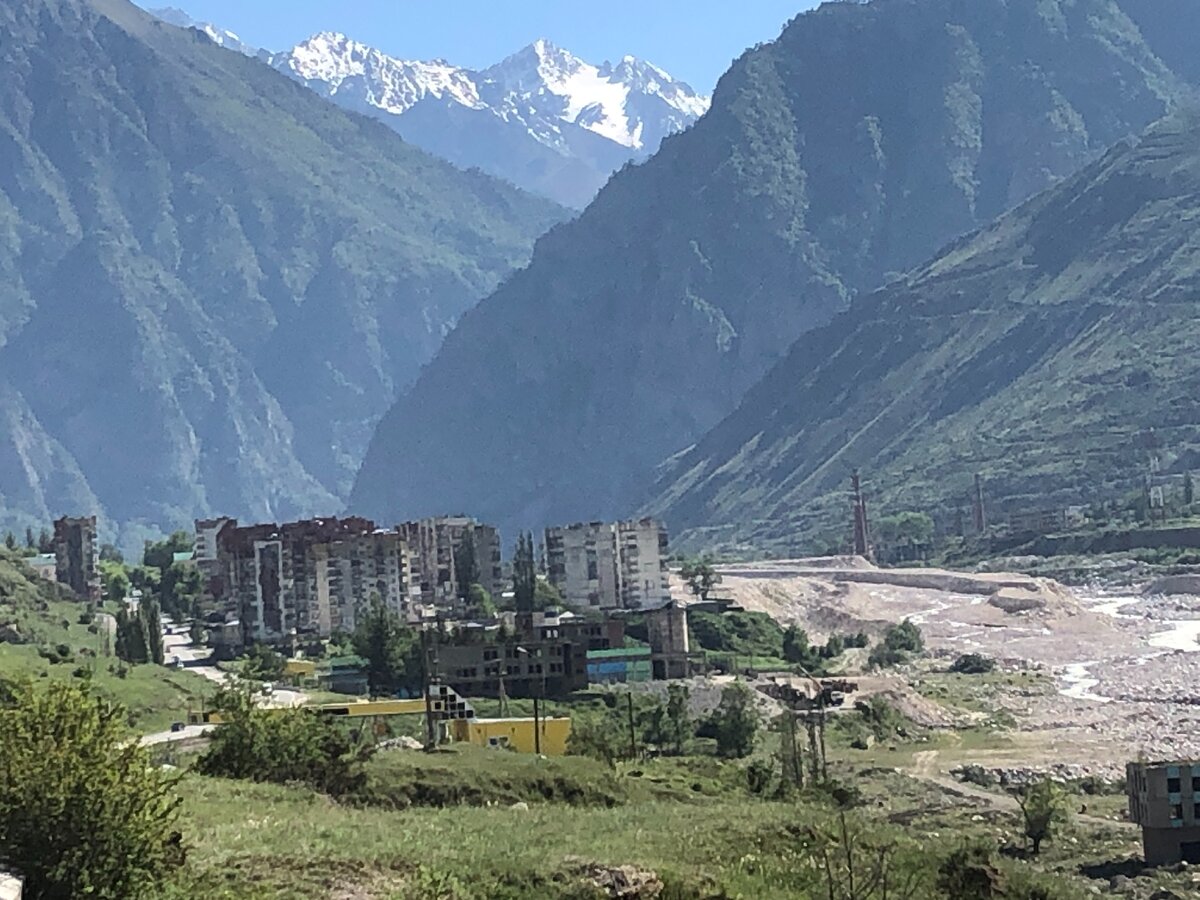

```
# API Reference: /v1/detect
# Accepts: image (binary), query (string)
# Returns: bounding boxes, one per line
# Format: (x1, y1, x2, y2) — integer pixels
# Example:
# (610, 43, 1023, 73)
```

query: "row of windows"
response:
(1169, 802, 1200, 820)
(1166, 776, 1200, 794)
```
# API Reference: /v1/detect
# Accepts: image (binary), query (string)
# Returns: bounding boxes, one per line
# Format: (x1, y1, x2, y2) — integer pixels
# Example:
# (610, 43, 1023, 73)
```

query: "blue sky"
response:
(143, 1, 819, 91)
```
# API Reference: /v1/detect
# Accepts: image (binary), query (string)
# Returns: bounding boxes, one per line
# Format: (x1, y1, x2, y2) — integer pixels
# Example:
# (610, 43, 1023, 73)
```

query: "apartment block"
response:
(545, 518, 671, 611)
(53, 515, 100, 603)
(1128, 759, 1200, 865)
(398, 517, 503, 607)
(202, 516, 410, 643)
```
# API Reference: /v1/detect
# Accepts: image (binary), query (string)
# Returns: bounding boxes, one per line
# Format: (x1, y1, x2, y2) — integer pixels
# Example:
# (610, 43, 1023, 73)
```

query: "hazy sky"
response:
(142, 1, 820, 91)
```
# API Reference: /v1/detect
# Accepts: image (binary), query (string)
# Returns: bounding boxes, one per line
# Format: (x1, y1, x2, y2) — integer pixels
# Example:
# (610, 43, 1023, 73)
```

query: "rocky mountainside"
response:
(148, 5, 256, 54)
(0, 0, 563, 546)
(267, 34, 710, 208)
(351, 0, 1191, 538)
(646, 111, 1200, 553)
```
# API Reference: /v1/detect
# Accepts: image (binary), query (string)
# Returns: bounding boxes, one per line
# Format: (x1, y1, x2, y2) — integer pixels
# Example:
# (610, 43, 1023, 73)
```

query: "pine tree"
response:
(140, 598, 165, 666)
(24, 526, 34, 550)
(4, 532, 16, 551)
(1185, 471, 1195, 507)
(512, 532, 538, 613)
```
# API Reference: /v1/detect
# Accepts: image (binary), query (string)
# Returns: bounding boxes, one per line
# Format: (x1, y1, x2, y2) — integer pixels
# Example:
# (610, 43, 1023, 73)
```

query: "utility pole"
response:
(851, 470, 872, 560)
(421, 627, 435, 752)
(533, 696, 541, 755)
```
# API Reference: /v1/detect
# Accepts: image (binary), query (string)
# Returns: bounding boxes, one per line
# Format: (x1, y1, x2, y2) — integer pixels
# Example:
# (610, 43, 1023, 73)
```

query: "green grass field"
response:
(0, 553, 215, 733)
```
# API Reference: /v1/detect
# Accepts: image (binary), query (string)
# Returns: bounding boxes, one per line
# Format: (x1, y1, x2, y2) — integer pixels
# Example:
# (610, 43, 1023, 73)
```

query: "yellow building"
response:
(284, 659, 317, 677)
(447, 717, 572, 756)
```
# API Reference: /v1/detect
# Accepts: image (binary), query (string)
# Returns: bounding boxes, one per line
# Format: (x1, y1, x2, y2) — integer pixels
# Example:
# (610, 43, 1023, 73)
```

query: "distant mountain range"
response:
(647, 110, 1200, 552)
(0, 0, 562, 547)
(351, 0, 1200, 545)
(149, 9, 710, 207)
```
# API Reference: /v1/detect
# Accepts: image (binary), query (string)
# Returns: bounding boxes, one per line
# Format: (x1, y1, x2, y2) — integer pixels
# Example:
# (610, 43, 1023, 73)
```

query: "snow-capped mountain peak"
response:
(148, 8, 711, 207)
(276, 32, 484, 114)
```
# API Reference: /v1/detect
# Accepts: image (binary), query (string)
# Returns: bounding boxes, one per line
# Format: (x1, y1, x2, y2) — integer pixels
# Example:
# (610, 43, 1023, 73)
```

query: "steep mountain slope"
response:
(0, 0, 563, 543)
(148, 6, 256, 54)
(646, 110, 1200, 552)
(268, 34, 710, 208)
(352, 0, 1187, 536)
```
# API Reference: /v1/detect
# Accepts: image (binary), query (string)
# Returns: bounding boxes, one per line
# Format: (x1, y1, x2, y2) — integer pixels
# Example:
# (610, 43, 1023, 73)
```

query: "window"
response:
(483, 648, 498, 661)
(550, 663, 563, 674)
(1195, 802, 1200, 819)
(1192, 776, 1200, 793)
(1171, 803, 1184, 821)
(1169, 777, 1182, 794)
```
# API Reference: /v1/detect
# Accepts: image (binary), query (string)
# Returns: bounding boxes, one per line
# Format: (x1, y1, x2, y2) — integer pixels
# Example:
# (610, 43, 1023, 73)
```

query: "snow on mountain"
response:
(268, 33, 711, 205)
(277, 32, 485, 114)
(149, 7, 257, 55)
(146, 10, 710, 206)
(479, 39, 708, 151)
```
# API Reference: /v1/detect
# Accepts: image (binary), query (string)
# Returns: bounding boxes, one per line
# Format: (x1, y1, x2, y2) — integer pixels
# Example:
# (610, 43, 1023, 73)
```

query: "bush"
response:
(868, 619, 925, 670)
(710, 681, 761, 759)
(195, 685, 372, 797)
(950, 654, 996, 675)
(0, 680, 184, 899)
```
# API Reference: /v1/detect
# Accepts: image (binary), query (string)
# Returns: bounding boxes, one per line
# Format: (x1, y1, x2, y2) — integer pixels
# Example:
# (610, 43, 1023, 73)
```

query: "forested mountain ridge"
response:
(0, 0, 563, 546)
(647, 110, 1200, 553)
(352, 0, 1192, 536)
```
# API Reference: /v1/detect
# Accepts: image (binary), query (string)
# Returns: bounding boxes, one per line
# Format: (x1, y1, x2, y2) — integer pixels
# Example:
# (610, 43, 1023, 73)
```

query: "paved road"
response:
(140, 623, 309, 747)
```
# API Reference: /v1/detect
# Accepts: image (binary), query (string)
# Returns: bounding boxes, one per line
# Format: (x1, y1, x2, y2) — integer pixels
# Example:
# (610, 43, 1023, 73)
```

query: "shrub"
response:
(950, 654, 996, 675)
(195, 685, 372, 797)
(0, 680, 184, 899)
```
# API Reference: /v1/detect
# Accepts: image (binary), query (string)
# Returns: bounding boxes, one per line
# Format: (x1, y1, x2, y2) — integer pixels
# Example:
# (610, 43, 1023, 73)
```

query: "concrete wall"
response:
(1143, 825, 1200, 866)
(0, 872, 23, 900)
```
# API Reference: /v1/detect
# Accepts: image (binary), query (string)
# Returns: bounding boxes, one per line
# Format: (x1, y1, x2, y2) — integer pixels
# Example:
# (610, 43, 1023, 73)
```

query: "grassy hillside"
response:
(0, 549, 212, 732)
(648, 111, 1200, 554)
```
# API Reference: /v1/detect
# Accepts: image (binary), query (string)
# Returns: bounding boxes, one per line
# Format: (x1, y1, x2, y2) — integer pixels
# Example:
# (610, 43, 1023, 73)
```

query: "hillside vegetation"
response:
(0, 549, 211, 732)
(648, 111, 1200, 553)
(354, 0, 1192, 535)
(0, 0, 562, 545)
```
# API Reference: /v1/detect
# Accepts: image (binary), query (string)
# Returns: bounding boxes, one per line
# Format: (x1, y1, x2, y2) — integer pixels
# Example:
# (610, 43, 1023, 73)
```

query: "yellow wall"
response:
(285, 659, 317, 677)
(449, 717, 572, 756)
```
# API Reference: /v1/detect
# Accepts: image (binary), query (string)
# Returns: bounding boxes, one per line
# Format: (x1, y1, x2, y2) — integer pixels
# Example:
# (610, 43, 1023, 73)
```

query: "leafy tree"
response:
(115, 608, 149, 665)
(241, 644, 285, 682)
(950, 653, 996, 675)
(936, 844, 1005, 899)
(140, 597, 165, 666)
(874, 512, 934, 547)
(467, 583, 496, 616)
(868, 619, 925, 669)
(711, 681, 761, 759)
(100, 561, 130, 605)
(512, 532, 538, 613)
(196, 684, 371, 797)
(821, 633, 846, 659)
(782, 625, 812, 665)
(679, 557, 721, 601)
(142, 531, 192, 572)
(4, 532, 15, 551)
(533, 576, 564, 611)
(23, 527, 34, 550)
(36, 530, 52, 554)
(352, 594, 419, 698)
(646, 683, 692, 755)
(567, 706, 626, 767)
(0, 680, 184, 899)
(159, 562, 202, 621)
(1015, 779, 1069, 855)
(99, 543, 124, 564)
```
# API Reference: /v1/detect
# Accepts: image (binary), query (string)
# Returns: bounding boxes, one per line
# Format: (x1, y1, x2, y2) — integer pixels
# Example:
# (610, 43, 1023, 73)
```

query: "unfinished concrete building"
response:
(545, 518, 671, 611)
(398, 517, 503, 608)
(1128, 760, 1200, 865)
(53, 515, 100, 603)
